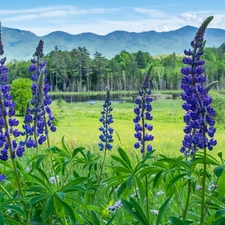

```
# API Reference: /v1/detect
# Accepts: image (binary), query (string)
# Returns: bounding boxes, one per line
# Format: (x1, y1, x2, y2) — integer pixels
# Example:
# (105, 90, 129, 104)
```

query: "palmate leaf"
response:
(218, 170, 225, 196)
(213, 217, 225, 225)
(0, 211, 4, 225)
(215, 208, 225, 218)
(30, 194, 51, 205)
(121, 198, 149, 225)
(43, 195, 54, 221)
(61, 136, 71, 155)
(72, 147, 85, 158)
(117, 180, 127, 198)
(118, 147, 133, 170)
(170, 216, 185, 225)
(205, 81, 218, 93)
(5, 218, 26, 225)
(167, 173, 187, 190)
(156, 197, 171, 225)
(135, 176, 145, 204)
(214, 167, 224, 178)
(3, 205, 25, 216)
(106, 214, 116, 225)
(111, 155, 132, 171)
(153, 170, 164, 188)
(192, 152, 220, 166)
(54, 196, 76, 224)
(90, 210, 100, 225)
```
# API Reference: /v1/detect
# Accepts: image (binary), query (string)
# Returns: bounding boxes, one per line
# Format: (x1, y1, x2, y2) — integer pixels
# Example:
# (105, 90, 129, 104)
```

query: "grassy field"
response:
(46, 94, 225, 158)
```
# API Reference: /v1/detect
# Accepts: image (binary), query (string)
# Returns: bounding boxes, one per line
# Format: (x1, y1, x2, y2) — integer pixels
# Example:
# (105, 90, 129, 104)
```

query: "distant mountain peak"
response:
(1, 25, 225, 61)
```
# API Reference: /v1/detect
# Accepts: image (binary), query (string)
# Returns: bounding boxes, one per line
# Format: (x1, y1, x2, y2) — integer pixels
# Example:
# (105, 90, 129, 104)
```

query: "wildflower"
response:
(0, 24, 26, 160)
(23, 40, 56, 148)
(150, 209, 159, 216)
(208, 183, 218, 191)
(0, 174, 6, 182)
(49, 175, 60, 185)
(156, 190, 164, 196)
(180, 16, 217, 157)
(196, 184, 202, 190)
(98, 87, 114, 151)
(133, 65, 154, 154)
(108, 200, 122, 213)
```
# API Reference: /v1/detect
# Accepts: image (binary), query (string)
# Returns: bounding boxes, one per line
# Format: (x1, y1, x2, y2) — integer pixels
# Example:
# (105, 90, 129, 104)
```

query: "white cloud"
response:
(0, 5, 119, 22)
(1, 5, 225, 36)
(134, 8, 167, 19)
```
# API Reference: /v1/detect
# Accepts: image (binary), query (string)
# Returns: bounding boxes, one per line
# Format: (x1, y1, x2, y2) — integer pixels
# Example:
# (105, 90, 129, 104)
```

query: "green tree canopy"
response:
(11, 78, 32, 115)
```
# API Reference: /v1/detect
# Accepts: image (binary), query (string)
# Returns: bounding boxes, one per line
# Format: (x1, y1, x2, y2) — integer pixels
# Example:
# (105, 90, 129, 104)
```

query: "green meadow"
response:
(47, 91, 225, 158)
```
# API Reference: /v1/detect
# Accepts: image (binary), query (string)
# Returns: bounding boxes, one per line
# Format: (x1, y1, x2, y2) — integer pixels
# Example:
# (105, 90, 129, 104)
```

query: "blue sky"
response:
(0, 0, 225, 36)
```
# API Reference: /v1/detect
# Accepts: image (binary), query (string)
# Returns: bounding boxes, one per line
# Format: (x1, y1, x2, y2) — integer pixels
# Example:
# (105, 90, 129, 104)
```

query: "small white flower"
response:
(151, 174, 156, 178)
(49, 175, 60, 184)
(208, 183, 218, 191)
(150, 209, 158, 216)
(108, 200, 122, 213)
(156, 190, 164, 196)
(25, 167, 30, 172)
(196, 184, 202, 190)
(7, 209, 11, 214)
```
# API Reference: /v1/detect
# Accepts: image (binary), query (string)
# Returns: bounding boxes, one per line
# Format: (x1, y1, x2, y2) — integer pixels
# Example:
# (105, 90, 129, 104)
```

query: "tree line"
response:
(6, 43, 225, 92)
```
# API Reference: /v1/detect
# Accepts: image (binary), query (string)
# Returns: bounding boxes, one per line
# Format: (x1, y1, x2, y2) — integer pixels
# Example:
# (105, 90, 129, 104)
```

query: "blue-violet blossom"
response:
(180, 16, 217, 157)
(0, 24, 25, 161)
(99, 88, 114, 151)
(23, 40, 56, 147)
(133, 65, 154, 154)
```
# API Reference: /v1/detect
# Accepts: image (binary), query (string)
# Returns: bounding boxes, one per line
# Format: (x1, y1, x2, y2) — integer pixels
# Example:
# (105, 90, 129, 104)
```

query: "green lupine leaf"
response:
(117, 180, 127, 198)
(44, 196, 54, 221)
(121, 199, 149, 225)
(30, 194, 50, 205)
(167, 173, 186, 190)
(214, 167, 224, 178)
(0, 211, 4, 225)
(170, 216, 185, 225)
(118, 147, 133, 170)
(5, 218, 26, 225)
(156, 197, 171, 225)
(72, 147, 85, 158)
(213, 217, 225, 225)
(90, 210, 100, 225)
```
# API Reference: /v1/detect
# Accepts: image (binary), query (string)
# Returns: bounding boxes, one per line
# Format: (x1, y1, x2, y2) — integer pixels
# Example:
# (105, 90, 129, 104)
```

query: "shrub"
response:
(11, 78, 32, 115)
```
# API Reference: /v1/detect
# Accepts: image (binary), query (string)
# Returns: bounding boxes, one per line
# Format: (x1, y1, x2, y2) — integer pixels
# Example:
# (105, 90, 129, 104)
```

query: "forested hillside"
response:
(6, 43, 225, 91)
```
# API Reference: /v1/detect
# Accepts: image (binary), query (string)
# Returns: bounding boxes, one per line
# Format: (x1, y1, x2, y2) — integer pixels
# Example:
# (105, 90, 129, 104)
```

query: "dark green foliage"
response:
(10, 78, 32, 115)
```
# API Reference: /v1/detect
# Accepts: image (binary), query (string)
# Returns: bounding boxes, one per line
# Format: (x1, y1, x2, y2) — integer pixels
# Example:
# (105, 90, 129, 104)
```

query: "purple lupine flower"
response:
(180, 16, 217, 157)
(0, 25, 26, 160)
(98, 88, 114, 151)
(0, 174, 6, 182)
(23, 40, 56, 148)
(133, 65, 154, 154)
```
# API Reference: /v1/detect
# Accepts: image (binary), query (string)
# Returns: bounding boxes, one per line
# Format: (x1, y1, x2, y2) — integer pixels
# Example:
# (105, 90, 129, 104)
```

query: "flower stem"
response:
(183, 179, 191, 220)
(0, 184, 11, 198)
(145, 175, 149, 222)
(200, 147, 207, 225)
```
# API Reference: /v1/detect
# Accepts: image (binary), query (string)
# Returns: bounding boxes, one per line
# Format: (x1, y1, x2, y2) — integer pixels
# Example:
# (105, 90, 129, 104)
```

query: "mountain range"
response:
(2, 25, 225, 61)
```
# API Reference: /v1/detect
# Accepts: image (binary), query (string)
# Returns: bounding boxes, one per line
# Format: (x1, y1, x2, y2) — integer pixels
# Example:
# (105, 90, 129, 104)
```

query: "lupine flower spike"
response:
(133, 65, 154, 155)
(23, 40, 56, 151)
(0, 24, 25, 161)
(99, 87, 114, 151)
(98, 87, 114, 180)
(180, 16, 217, 158)
(0, 22, 24, 195)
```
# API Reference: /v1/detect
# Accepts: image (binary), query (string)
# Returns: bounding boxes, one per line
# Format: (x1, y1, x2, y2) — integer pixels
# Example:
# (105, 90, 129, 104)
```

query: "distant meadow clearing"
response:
(46, 93, 225, 158)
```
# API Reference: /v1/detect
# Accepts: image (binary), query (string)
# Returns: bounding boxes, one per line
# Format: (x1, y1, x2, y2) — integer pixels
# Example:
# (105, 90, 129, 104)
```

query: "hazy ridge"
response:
(2, 25, 225, 61)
